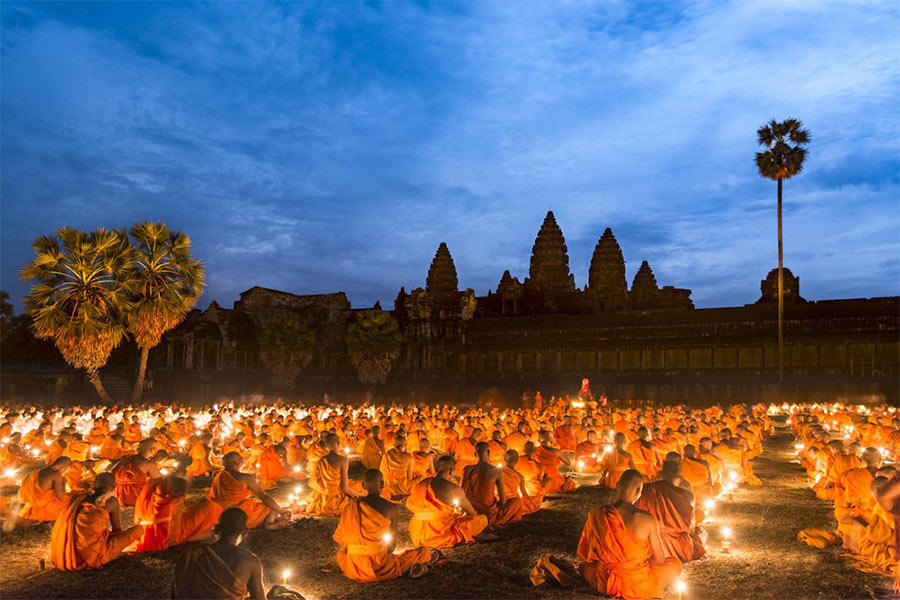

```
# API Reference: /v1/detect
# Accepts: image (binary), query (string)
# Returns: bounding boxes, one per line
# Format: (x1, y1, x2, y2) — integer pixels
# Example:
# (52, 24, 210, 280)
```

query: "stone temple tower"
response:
(527, 211, 576, 296)
(587, 227, 629, 312)
(426, 242, 458, 303)
(630, 260, 659, 309)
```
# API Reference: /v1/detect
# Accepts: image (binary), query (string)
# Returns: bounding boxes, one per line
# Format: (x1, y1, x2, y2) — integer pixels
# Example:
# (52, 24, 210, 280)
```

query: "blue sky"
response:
(2, 1, 898, 312)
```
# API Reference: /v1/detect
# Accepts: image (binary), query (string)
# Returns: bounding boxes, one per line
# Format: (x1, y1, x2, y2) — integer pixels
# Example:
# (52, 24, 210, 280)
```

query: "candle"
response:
(576, 460, 584, 471)
(676, 578, 686, 600)
(382, 532, 392, 543)
(722, 526, 732, 553)
(282, 569, 290, 586)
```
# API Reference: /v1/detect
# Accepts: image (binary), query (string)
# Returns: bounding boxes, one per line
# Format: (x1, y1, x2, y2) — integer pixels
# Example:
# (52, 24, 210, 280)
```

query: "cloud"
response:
(1, 0, 897, 314)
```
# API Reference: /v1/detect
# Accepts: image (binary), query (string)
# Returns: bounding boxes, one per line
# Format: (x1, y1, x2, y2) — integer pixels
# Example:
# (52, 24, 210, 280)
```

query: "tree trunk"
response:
(777, 178, 784, 388)
(132, 345, 150, 404)
(88, 370, 114, 404)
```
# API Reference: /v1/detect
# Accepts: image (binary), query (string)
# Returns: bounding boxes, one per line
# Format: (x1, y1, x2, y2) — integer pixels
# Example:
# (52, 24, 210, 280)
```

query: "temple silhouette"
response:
(151, 211, 897, 404)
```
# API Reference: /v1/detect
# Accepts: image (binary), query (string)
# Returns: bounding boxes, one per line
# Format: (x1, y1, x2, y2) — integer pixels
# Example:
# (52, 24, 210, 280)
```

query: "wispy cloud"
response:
(2, 0, 897, 311)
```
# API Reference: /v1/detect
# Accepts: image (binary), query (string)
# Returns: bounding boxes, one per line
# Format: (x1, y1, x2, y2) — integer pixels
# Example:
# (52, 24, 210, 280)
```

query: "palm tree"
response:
(345, 309, 402, 385)
(19, 227, 133, 402)
(259, 313, 316, 390)
(755, 118, 810, 383)
(124, 221, 205, 403)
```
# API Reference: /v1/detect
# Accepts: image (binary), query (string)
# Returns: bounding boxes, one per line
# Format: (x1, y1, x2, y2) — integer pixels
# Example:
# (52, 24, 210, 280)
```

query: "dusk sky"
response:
(2, 1, 898, 312)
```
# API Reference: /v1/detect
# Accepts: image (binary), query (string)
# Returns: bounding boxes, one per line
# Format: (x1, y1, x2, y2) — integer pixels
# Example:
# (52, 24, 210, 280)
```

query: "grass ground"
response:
(0, 433, 893, 600)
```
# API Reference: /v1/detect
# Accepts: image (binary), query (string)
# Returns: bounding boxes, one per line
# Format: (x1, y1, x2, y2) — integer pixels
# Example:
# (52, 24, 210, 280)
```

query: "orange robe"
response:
(577, 506, 681, 600)
(626, 441, 659, 481)
(575, 441, 601, 473)
(836, 468, 875, 521)
(453, 439, 478, 478)
(100, 438, 126, 461)
(135, 478, 222, 552)
(172, 544, 247, 600)
(554, 427, 576, 452)
(462, 464, 525, 526)
(49, 495, 143, 571)
(600, 450, 631, 490)
(380, 448, 416, 499)
(406, 479, 488, 548)
(18, 469, 66, 522)
(333, 499, 431, 582)
(411, 451, 435, 480)
(257, 448, 287, 491)
(504, 431, 528, 455)
(306, 457, 352, 516)
(718, 445, 762, 487)
(635, 481, 707, 562)
(502, 466, 541, 515)
(517, 456, 547, 497)
(679, 458, 713, 503)
(534, 446, 576, 493)
(361, 438, 384, 470)
(207, 471, 269, 528)
(186, 442, 214, 477)
(113, 455, 149, 507)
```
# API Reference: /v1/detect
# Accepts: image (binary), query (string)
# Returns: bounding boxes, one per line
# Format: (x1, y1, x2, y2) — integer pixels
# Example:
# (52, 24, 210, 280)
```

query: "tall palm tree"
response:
(124, 221, 205, 403)
(345, 309, 402, 385)
(755, 118, 810, 383)
(19, 227, 133, 402)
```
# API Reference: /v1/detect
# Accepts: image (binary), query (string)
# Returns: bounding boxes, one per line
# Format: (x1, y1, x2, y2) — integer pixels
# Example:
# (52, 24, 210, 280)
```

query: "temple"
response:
(8, 211, 892, 405)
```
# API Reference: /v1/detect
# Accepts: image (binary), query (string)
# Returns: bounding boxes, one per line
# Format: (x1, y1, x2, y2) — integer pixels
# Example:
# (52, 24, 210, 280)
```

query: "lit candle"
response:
(282, 569, 290, 586)
(344, 447, 351, 455)
(293, 465, 301, 473)
(676, 578, 686, 600)
(382, 532, 392, 543)
(576, 460, 585, 471)
(722, 526, 732, 552)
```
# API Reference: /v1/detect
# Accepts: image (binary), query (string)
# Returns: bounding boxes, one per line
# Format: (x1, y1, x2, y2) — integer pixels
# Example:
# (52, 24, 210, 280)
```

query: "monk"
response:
(575, 430, 602, 473)
(627, 427, 661, 482)
(18, 457, 71, 524)
(208, 452, 290, 529)
(306, 433, 364, 516)
(112, 439, 161, 507)
(334, 469, 436, 582)
(186, 433, 215, 477)
(504, 422, 531, 455)
(257, 444, 291, 490)
(502, 449, 542, 516)
(172, 508, 266, 600)
(534, 430, 576, 494)
(600, 433, 635, 490)
(380, 433, 417, 500)
(462, 442, 525, 527)
(406, 455, 491, 548)
(453, 427, 482, 479)
(134, 458, 223, 552)
(836, 447, 881, 522)
(531, 469, 681, 600)
(361, 427, 385, 470)
(635, 453, 707, 562)
(50, 473, 144, 571)
(411, 437, 436, 480)
(680, 444, 714, 521)
(717, 429, 762, 487)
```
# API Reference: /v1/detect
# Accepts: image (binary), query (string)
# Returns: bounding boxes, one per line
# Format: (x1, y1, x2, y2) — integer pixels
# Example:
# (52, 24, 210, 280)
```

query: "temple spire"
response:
(630, 260, 659, 309)
(426, 242, 458, 296)
(587, 227, 629, 311)
(527, 211, 575, 295)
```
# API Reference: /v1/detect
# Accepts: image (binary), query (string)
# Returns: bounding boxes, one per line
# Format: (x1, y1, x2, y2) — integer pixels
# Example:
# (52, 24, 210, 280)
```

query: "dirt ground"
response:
(0, 432, 894, 600)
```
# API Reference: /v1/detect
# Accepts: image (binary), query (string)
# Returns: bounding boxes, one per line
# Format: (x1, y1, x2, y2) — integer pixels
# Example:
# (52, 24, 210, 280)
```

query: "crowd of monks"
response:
(792, 404, 900, 592)
(0, 394, 895, 599)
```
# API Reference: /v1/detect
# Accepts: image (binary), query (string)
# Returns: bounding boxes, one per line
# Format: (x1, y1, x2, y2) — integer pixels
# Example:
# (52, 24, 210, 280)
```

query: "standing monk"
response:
(50, 473, 144, 571)
(172, 508, 266, 600)
(18, 457, 71, 524)
(113, 439, 161, 507)
(462, 442, 525, 527)
(333, 469, 436, 582)
(406, 455, 491, 548)
(208, 452, 290, 530)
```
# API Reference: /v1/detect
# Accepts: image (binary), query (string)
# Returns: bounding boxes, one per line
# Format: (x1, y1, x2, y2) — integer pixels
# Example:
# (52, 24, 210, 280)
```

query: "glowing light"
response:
(293, 465, 301, 473)
(604, 445, 613, 454)
(676, 579, 687, 600)
(728, 470, 739, 482)
(3, 468, 16, 478)
(495, 463, 503, 469)
(344, 447, 351, 455)
(722, 526, 732, 539)
(282, 569, 291, 586)
(704, 499, 715, 511)
(294, 485, 302, 494)
(382, 532, 392, 543)
(160, 468, 169, 476)
(576, 460, 585, 470)
(91, 446, 100, 453)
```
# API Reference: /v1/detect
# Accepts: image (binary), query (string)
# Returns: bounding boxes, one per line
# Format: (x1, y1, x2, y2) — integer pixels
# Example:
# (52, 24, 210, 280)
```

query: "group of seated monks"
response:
(0, 397, 806, 599)
(792, 405, 900, 592)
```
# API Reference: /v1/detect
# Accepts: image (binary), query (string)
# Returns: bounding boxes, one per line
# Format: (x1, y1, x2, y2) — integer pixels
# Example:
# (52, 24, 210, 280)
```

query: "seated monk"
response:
(518, 442, 550, 496)
(406, 455, 490, 548)
(554, 417, 577, 453)
(172, 508, 266, 600)
(575, 430, 602, 473)
(600, 433, 635, 490)
(306, 433, 364, 516)
(100, 433, 127, 461)
(380, 433, 417, 500)
(112, 439, 161, 507)
(627, 428, 661, 482)
(462, 442, 525, 527)
(835, 447, 881, 523)
(334, 469, 436, 582)
(534, 430, 576, 494)
(186, 433, 215, 478)
(453, 428, 483, 479)
(258, 444, 291, 491)
(717, 429, 762, 487)
(361, 427, 385, 470)
(134, 457, 223, 552)
(208, 452, 291, 530)
(411, 437, 436, 480)
(531, 470, 681, 600)
(487, 430, 508, 465)
(844, 473, 898, 577)
(18, 457, 71, 524)
(503, 422, 531, 456)
(50, 473, 144, 571)
(680, 445, 713, 521)
(635, 453, 707, 562)
(502, 450, 542, 516)
(697, 437, 724, 494)
(873, 473, 899, 592)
